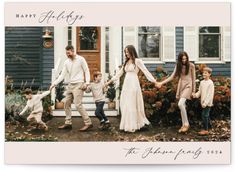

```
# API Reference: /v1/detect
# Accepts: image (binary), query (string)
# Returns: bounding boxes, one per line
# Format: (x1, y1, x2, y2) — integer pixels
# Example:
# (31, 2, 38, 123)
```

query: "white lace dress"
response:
(111, 59, 156, 132)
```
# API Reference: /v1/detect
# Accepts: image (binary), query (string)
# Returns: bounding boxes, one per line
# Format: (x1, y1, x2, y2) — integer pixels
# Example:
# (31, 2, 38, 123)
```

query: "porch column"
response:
(109, 27, 122, 76)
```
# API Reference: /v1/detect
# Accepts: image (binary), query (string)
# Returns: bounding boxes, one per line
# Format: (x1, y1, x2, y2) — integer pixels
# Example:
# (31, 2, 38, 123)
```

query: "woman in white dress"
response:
(105, 45, 159, 132)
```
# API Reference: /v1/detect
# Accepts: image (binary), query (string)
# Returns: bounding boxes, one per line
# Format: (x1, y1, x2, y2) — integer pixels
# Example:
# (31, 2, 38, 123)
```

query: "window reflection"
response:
(138, 27, 160, 58)
(199, 27, 221, 58)
(79, 27, 98, 50)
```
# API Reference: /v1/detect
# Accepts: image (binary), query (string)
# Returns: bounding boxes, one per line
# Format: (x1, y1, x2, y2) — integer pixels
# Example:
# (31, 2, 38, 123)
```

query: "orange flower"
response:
(216, 86, 225, 92)
(156, 66, 163, 73)
(159, 85, 167, 93)
(214, 95, 221, 102)
(225, 89, 231, 97)
(143, 90, 155, 99)
(149, 91, 156, 97)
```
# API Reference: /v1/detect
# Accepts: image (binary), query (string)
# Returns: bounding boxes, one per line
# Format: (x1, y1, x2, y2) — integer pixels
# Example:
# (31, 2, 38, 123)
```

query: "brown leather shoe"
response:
(198, 130, 209, 135)
(58, 124, 72, 130)
(79, 124, 93, 132)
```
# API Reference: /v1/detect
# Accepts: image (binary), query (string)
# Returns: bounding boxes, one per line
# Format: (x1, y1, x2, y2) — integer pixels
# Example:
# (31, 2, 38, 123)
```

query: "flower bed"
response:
(138, 64, 231, 126)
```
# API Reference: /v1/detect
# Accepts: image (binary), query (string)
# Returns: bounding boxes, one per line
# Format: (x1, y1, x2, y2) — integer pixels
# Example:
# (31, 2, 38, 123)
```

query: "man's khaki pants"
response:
(64, 83, 92, 125)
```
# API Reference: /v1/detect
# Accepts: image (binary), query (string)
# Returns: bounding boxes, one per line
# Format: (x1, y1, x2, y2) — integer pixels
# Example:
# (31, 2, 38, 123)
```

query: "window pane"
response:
(138, 26, 160, 58)
(199, 35, 220, 58)
(199, 27, 220, 33)
(79, 27, 98, 50)
(139, 26, 160, 33)
(68, 27, 72, 46)
(105, 27, 109, 73)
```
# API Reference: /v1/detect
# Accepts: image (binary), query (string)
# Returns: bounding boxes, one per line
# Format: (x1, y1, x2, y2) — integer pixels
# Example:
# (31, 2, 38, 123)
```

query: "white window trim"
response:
(197, 26, 223, 63)
(183, 26, 198, 62)
(136, 26, 162, 63)
(162, 26, 176, 62)
(222, 26, 231, 62)
(194, 61, 226, 64)
(101, 27, 106, 76)
(143, 60, 166, 64)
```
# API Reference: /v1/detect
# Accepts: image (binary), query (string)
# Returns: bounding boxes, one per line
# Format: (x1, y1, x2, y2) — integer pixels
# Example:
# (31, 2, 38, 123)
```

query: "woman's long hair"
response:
(123, 45, 138, 71)
(175, 51, 190, 77)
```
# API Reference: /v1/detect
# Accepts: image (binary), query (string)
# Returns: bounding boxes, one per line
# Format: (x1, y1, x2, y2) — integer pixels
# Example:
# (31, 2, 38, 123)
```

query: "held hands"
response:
(81, 83, 88, 91)
(102, 85, 108, 93)
(104, 81, 111, 87)
(155, 82, 162, 88)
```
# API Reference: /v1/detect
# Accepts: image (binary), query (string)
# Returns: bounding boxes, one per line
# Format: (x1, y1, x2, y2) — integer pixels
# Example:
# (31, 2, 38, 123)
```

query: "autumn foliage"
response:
(138, 64, 230, 126)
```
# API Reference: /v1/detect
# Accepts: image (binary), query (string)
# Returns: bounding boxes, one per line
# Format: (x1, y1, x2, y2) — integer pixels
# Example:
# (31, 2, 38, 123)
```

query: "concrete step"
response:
(71, 102, 109, 109)
(81, 96, 94, 102)
(53, 108, 118, 117)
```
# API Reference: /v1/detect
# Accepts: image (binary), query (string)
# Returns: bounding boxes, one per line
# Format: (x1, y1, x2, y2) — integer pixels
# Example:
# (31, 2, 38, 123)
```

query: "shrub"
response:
(5, 76, 54, 123)
(138, 65, 230, 126)
(106, 74, 116, 102)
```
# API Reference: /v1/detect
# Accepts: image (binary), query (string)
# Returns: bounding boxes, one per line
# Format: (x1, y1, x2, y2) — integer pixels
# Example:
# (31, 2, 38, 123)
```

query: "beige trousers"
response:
(64, 83, 92, 125)
(27, 112, 47, 128)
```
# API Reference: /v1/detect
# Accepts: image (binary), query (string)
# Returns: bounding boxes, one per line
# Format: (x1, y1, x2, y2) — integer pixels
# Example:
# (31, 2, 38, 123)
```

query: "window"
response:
(105, 27, 110, 73)
(79, 27, 98, 50)
(68, 26, 72, 46)
(199, 27, 221, 60)
(138, 27, 161, 60)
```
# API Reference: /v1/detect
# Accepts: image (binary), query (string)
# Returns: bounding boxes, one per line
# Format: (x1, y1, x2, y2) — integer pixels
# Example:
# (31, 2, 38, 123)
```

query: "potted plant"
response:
(106, 74, 116, 109)
(55, 82, 65, 109)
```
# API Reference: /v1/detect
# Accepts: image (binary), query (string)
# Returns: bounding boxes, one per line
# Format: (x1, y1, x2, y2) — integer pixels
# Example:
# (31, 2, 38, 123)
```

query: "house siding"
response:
(146, 62, 231, 77)
(175, 27, 184, 58)
(144, 27, 231, 77)
(5, 27, 54, 89)
(41, 28, 54, 89)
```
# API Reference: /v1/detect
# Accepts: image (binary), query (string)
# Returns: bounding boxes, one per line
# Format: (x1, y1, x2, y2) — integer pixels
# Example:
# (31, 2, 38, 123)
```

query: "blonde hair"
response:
(203, 67, 212, 74)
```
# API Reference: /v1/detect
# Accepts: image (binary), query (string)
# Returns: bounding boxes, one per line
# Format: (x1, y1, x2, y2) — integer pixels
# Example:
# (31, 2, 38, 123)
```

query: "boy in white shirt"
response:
(19, 88, 50, 131)
(86, 71, 110, 130)
(192, 67, 214, 135)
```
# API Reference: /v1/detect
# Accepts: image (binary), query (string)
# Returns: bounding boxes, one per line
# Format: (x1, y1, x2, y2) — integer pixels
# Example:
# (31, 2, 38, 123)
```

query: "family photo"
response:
(5, 26, 231, 142)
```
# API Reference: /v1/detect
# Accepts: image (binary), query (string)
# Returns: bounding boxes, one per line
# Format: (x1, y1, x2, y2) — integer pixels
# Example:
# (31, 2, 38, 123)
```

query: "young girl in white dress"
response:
(105, 45, 158, 132)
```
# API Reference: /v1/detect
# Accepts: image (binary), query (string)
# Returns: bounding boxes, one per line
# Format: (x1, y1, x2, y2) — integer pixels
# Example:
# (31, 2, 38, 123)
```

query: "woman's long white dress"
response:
(111, 59, 156, 132)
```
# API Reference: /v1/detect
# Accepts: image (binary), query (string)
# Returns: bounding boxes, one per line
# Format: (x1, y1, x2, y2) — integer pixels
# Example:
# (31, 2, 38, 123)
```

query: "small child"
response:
(192, 67, 214, 135)
(19, 88, 51, 131)
(86, 71, 111, 130)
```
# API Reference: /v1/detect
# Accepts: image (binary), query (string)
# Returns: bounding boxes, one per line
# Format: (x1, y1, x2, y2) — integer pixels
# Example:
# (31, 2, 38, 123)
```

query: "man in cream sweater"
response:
(193, 67, 214, 135)
(50, 45, 93, 131)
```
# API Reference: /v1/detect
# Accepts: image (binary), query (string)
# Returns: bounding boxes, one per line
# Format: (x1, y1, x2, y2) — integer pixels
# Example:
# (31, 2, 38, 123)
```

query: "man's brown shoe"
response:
(79, 124, 93, 132)
(58, 124, 72, 130)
